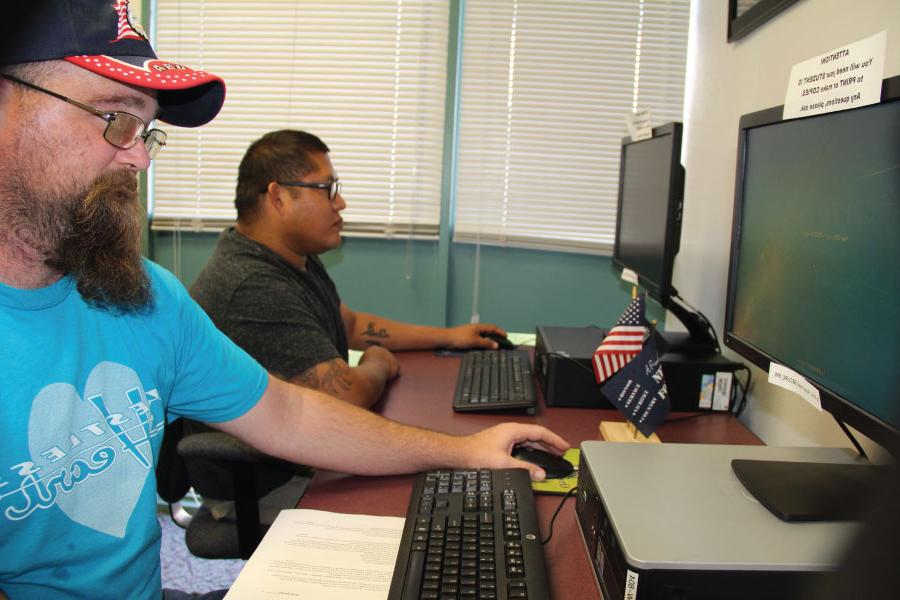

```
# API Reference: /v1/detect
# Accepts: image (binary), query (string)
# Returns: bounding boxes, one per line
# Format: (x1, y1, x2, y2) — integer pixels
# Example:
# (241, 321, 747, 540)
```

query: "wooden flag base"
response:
(599, 421, 661, 443)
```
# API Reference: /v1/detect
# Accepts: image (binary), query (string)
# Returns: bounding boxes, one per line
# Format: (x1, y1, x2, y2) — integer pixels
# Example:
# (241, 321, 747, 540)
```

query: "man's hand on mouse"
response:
(444, 323, 508, 350)
(462, 423, 570, 481)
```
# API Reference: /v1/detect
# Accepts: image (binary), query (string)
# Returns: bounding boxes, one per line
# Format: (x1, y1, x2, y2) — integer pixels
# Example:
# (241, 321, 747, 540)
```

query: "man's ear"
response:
(264, 182, 288, 215)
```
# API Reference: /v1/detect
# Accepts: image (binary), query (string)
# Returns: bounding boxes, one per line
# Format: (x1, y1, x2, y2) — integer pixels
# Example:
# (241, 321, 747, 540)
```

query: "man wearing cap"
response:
(0, 2, 568, 599)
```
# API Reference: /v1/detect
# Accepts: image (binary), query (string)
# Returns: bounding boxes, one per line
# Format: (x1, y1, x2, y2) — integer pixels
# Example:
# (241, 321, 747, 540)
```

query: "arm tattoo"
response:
(361, 321, 390, 342)
(293, 359, 355, 395)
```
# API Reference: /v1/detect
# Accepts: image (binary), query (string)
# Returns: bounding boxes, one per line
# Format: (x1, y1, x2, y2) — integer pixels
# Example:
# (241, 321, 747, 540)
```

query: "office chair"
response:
(156, 418, 314, 559)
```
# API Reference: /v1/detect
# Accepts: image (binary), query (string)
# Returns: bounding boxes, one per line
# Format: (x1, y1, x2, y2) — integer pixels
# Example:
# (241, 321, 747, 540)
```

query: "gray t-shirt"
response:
(185, 228, 343, 510)
(190, 227, 349, 380)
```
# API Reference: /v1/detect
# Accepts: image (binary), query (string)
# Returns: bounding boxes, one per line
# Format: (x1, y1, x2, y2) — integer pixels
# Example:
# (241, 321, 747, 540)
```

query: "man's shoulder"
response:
(190, 231, 306, 322)
(191, 230, 269, 293)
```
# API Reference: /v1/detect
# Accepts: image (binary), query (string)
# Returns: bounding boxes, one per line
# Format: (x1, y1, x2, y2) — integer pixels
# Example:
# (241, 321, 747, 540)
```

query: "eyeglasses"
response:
(276, 179, 343, 202)
(2, 74, 167, 159)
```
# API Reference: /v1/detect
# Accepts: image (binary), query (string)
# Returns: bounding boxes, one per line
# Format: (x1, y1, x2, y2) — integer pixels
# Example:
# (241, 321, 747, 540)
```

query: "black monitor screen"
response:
(613, 122, 684, 302)
(726, 81, 900, 452)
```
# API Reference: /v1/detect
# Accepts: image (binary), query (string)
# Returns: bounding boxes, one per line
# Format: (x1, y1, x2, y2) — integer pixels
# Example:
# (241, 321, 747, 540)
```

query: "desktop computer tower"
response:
(575, 442, 858, 600)
(534, 325, 614, 408)
(534, 325, 743, 411)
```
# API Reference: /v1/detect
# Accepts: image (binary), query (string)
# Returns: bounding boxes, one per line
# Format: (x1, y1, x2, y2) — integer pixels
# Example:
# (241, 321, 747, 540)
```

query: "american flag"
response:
(592, 294, 648, 384)
(112, 0, 147, 42)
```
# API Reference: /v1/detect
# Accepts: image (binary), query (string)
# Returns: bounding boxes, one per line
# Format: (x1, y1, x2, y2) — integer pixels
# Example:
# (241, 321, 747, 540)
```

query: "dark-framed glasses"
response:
(276, 179, 342, 202)
(2, 74, 167, 159)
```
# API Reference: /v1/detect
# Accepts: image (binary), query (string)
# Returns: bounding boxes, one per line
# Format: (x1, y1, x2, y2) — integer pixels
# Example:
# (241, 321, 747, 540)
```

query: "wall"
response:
(150, 232, 663, 335)
(678, 0, 900, 457)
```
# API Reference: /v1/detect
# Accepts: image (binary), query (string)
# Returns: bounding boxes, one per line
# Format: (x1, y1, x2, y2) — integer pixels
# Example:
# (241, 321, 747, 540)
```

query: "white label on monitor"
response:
(625, 107, 652, 141)
(620, 267, 639, 286)
(624, 570, 640, 600)
(713, 372, 733, 411)
(768, 363, 822, 411)
(783, 30, 886, 120)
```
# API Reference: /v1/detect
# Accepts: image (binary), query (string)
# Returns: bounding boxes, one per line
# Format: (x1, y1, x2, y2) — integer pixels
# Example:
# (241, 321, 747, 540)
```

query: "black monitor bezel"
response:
(612, 121, 685, 305)
(724, 75, 900, 456)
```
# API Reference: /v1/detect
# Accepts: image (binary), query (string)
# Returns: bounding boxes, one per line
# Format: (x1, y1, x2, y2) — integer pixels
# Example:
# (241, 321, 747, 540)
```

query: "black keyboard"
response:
(387, 469, 551, 600)
(453, 350, 537, 414)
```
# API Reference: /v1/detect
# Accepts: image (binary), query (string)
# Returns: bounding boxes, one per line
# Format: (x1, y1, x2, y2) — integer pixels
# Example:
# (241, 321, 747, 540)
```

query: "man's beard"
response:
(41, 171, 152, 312)
(0, 170, 151, 312)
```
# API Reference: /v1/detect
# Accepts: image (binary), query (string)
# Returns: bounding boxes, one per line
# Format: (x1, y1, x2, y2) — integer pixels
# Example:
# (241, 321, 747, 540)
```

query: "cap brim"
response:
(65, 55, 225, 127)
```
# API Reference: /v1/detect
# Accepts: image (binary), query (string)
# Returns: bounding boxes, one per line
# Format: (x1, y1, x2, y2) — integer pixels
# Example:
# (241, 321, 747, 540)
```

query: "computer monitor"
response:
(613, 122, 717, 354)
(724, 75, 900, 520)
(613, 122, 683, 301)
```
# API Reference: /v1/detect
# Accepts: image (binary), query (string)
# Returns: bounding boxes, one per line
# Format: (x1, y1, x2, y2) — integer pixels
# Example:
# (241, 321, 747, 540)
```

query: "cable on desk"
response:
(541, 486, 578, 546)
(732, 366, 752, 417)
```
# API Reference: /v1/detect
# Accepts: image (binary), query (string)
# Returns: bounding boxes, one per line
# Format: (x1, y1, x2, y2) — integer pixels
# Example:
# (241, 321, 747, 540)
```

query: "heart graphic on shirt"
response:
(27, 362, 159, 538)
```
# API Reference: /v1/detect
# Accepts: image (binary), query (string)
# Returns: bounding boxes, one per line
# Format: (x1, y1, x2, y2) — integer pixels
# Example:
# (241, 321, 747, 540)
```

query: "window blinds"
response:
(151, 0, 450, 237)
(453, 0, 690, 254)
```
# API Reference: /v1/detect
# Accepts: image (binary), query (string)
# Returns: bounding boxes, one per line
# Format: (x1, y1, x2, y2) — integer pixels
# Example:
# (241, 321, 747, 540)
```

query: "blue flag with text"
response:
(599, 337, 671, 437)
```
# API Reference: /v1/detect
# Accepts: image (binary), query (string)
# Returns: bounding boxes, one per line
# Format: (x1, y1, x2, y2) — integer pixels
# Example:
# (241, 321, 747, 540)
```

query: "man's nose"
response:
(116, 140, 152, 172)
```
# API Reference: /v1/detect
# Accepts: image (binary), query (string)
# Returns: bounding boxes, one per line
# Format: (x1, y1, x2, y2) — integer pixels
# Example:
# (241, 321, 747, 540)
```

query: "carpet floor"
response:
(158, 513, 246, 594)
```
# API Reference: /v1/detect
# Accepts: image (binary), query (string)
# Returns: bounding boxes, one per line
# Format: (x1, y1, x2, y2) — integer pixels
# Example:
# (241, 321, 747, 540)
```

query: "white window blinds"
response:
(453, 0, 690, 253)
(151, 0, 450, 237)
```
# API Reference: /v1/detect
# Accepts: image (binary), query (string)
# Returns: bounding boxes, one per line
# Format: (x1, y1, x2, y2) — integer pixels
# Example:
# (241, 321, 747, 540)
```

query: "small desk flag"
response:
(592, 293, 648, 384)
(600, 337, 671, 437)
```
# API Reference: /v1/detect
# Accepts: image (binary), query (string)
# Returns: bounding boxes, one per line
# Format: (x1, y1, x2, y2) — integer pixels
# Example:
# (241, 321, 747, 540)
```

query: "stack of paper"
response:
(225, 509, 405, 600)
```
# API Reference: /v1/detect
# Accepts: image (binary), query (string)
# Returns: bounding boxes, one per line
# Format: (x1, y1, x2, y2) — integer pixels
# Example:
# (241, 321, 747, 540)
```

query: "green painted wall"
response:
(149, 231, 219, 287)
(445, 243, 663, 332)
(148, 232, 665, 333)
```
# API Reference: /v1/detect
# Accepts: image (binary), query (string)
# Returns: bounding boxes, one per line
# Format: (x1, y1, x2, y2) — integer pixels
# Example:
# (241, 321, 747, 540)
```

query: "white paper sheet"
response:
(620, 267, 640, 286)
(768, 362, 822, 411)
(225, 509, 405, 600)
(625, 107, 652, 141)
(783, 30, 886, 119)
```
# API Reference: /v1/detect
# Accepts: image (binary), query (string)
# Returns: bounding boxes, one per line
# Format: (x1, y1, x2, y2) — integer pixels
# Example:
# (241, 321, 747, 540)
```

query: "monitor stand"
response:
(658, 294, 719, 355)
(731, 459, 891, 522)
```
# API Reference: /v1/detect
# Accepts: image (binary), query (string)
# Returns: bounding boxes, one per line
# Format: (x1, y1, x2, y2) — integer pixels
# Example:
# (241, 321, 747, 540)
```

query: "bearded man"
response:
(0, 3, 567, 599)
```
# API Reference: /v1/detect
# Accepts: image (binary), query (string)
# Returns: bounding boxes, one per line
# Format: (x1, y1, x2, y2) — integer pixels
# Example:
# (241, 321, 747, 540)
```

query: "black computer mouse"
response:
(512, 446, 575, 479)
(481, 331, 515, 350)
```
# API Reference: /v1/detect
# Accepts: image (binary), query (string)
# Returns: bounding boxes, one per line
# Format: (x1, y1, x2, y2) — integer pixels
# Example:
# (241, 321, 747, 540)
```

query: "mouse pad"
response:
(530, 448, 579, 495)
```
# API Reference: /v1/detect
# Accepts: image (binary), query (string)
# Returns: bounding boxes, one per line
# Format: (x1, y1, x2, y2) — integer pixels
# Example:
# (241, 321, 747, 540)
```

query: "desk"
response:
(299, 349, 763, 600)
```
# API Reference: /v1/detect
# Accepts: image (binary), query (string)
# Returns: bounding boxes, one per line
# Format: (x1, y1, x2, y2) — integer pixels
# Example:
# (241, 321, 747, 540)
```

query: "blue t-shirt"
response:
(0, 261, 268, 599)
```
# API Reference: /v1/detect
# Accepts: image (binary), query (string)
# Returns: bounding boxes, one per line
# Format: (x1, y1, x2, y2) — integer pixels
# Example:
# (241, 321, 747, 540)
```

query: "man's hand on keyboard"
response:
(464, 422, 569, 481)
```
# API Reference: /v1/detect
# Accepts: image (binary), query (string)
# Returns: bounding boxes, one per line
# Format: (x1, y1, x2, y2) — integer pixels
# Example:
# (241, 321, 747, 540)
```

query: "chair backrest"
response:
(155, 417, 312, 559)
(178, 419, 298, 500)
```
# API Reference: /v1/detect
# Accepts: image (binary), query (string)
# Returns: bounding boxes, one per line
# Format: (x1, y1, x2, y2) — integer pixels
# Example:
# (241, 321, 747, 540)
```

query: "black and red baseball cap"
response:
(0, 0, 225, 127)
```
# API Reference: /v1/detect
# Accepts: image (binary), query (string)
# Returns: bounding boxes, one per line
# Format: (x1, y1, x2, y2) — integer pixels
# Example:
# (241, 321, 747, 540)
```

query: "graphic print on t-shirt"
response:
(2, 361, 164, 537)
